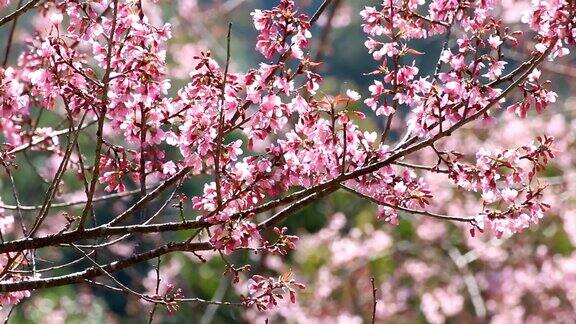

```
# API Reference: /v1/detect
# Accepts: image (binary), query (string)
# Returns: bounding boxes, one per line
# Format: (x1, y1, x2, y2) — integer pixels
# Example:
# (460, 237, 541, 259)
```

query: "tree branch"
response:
(0, 241, 212, 293)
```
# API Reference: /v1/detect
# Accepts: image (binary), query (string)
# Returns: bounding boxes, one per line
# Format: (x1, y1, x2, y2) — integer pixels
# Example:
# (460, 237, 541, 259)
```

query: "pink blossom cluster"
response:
(443, 136, 555, 237)
(0, 285, 30, 309)
(0, 253, 30, 309)
(0, 0, 575, 317)
(0, 67, 30, 145)
(0, 197, 29, 307)
(244, 272, 305, 311)
(507, 69, 558, 118)
(359, 0, 572, 140)
(252, 1, 311, 60)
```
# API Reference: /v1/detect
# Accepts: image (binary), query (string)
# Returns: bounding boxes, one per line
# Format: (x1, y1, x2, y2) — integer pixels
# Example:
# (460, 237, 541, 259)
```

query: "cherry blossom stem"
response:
(1, 0, 23, 67)
(78, 0, 119, 231)
(313, 0, 342, 63)
(340, 184, 478, 225)
(311, 0, 334, 25)
(380, 0, 398, 144)
(215, 23, 233, 209)
(0, 241, 213, 293)
(28, 110, 88, 237)
(371, 277, 377, 324)
(0, 0, 40, 28)
(0, 186, 156, 211)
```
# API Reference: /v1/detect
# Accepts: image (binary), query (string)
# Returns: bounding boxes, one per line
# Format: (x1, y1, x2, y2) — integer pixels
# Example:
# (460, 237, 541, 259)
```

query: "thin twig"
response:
(2, 0, 24, 66)
(8, 120, 97, 155)
(2, 305, 15, 324)
(341, 184, 478, 226)
(0, 0, 41, 28)
(147, 256, 161, 324)
(214, 22, 233, 209)
(380, 0, 398, 144)
(28, 110, 89, 236)
(370, 277, 377, 324)
(445, 245, 487, 319)
(0, 159, 26, 236)
(311, 0, 334, 25)
(0, 241, 213, 293)
(258, 185, 338, 229)
(79, 0, 120, 230)
(312, 0, 342, 63)
(0, 186, 155, 210)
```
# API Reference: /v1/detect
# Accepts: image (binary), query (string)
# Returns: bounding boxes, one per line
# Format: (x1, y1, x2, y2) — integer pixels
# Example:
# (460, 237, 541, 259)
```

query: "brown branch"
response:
(0, 7, 557, 299)
(8, 120, 97, 155)
(0, 241, 212, 293)
(0, 172, 339, 253)
(1, 0, 23, 67)
(214, 23, 232, 209)
(313, 0, 342, 63)
(0, 220, 210, 254)
(105, 166, 191, 226)
(0, 0, 40, 28)
(257, 185, 338, 229)
(341, 184, 478, 225)
(371, 277, 377, 324)
(1, 39, 553, 248)
(78, 0, 120, 230)
(311, 0, 334, 25)
(28, 108, 89, 236)
(0, 186, 154, 211)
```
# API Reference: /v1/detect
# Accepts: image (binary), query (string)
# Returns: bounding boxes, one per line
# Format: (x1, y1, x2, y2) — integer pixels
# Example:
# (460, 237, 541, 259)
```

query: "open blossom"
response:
(376, 102, 395, 116)
(487, 34, 503, 48)
(209, 221, 262, 255)
(373, 42, 399, 60)
(346, 89, 361, 101)
(501, 188, 519, 203)
(378, 205, 399, 225)
(483, 60, 507, 80)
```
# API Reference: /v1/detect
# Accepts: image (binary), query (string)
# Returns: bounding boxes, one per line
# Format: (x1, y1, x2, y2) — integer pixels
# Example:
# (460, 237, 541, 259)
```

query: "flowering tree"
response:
(0, 0, 575, 322)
